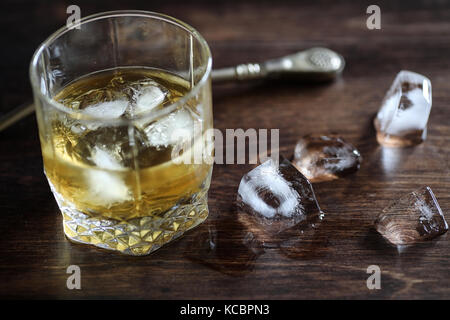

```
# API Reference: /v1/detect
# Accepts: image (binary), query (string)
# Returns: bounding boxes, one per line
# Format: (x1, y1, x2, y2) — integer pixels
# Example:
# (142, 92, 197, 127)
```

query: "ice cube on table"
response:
(84, 145, 132, 206)
(142, 109, 194, 148)
(374, 70, 432, 147)
(292, 134, 362, 182)
(236, 156, 324, 236)
(374, 186, 448, 246)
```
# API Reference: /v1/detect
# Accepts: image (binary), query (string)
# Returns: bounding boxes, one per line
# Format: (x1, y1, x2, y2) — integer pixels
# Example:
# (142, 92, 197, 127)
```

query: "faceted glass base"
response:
(54, 189, 209, 256)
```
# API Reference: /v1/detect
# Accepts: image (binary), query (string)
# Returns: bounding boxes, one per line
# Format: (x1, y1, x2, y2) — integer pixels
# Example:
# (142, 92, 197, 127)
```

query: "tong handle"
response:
(0, 102, 34, 132)
(212, 63, 267, 82)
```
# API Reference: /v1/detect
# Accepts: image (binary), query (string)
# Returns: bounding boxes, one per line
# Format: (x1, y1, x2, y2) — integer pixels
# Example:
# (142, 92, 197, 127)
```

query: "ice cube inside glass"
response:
(30, 11, 213, 255)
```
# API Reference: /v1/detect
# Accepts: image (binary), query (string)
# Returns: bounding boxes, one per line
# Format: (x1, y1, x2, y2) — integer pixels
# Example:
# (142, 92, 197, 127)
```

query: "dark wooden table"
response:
(1, 0, 449, 299)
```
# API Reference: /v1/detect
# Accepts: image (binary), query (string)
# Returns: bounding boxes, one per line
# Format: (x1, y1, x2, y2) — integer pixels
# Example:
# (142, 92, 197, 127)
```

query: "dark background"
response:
(0, 0, 449, 299)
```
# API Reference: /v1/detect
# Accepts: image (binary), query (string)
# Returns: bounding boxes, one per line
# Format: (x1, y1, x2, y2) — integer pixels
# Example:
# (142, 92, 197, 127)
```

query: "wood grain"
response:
(0, 0, 449, 299)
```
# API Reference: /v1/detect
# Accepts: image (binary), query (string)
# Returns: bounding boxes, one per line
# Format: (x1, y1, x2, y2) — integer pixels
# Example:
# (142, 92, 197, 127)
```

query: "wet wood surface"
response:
(0, 0, 449, 299)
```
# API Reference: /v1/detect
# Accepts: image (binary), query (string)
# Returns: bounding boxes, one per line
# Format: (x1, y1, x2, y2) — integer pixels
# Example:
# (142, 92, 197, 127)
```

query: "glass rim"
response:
(29, 10, 212, 123)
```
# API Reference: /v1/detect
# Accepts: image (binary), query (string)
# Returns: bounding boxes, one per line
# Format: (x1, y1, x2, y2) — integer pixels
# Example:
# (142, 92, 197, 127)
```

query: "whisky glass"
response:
(29, 11, 213, 255)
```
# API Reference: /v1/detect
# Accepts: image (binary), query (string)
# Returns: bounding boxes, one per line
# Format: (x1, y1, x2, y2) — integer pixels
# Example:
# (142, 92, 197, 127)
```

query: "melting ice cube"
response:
(129, 82, 167, 116)
(292, 134, 362, 182)
(142, 109, 194, 148)
(82, 100, 128, 119)
(78, 100, 129, 130)
(374, 186, 448, 246)
(84, 170, 132, 207)
(236, 156, 324, 235)
(84, 145, 132, 206)
(374, 70, 432, 147)
(90, 145, 125, 171)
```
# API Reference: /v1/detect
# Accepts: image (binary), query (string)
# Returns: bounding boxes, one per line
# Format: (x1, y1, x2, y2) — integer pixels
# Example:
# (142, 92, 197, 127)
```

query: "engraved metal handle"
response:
(212, 47, 345, 83)
(212, 63, 267, 82)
